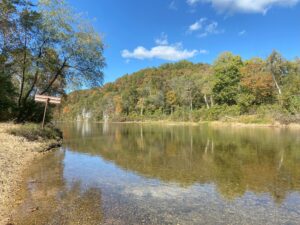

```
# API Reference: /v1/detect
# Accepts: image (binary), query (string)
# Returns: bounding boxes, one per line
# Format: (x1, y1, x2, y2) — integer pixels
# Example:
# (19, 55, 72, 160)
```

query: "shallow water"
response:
(11, 123, 300, 224)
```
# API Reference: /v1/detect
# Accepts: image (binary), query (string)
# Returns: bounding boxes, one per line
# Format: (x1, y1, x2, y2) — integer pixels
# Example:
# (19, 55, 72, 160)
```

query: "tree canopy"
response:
(0, 0, 105, 122)
(58, 52, 300, 124)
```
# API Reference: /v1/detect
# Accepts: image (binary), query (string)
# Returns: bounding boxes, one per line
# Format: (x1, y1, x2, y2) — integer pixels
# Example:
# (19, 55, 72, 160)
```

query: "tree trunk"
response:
(40, 59, 67, 95)
(18, 32, 28, 107)
(272, 74, 282, 95)
(23, 70, 39, 104)
(210, 95, 214, 107)
(204, 94, 210, 109)
(23, 38, 48, 104)
(189, 97, 193, 121)
(140, 106, 143, 116)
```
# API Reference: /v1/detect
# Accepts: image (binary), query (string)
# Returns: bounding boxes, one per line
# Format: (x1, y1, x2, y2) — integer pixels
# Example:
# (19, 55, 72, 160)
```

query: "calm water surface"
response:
(11, 123, 300, 224)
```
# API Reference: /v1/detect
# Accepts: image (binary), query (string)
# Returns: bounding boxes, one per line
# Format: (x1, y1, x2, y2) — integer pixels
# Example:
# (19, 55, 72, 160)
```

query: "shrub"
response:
(237, 93, 255, 113)
(199, 105, 241, 121)
(235, 115, 273, 124)
(170, 108, 190, 121)
(255, 104, 300, 124)
(285, 96, 300, 115)
(274, 114, 300, 125)
(9, 123, 62, 141)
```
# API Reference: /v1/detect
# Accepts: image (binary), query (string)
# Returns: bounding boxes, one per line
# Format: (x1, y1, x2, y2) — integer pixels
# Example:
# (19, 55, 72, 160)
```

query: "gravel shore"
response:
(0, 123, 58, 224)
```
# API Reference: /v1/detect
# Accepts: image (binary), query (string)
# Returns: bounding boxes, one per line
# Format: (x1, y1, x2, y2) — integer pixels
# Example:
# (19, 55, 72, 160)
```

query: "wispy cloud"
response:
(188, 18, 224, 37)
(155, 33, 169, 45)
(169, 1, 177, 10)
(187, 0, 201, 5)
(238, 30, 246, 36)
(186, 0, 299, 14)
(189, 18, 207, 31)
(199, 49, 209, 54)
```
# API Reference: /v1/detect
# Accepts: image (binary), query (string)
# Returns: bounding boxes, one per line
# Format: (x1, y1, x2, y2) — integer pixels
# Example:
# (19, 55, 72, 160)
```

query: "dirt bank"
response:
(0, 123, 61, 225)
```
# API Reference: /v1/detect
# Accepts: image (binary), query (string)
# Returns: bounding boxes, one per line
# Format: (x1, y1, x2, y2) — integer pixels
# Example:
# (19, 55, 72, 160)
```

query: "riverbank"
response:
(86, 119, 300, 129)
(0, 123, 62, 225)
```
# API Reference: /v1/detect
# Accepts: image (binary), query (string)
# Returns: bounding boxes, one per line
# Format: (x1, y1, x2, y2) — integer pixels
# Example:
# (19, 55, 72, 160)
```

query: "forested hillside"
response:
(57, 51, 300, 124)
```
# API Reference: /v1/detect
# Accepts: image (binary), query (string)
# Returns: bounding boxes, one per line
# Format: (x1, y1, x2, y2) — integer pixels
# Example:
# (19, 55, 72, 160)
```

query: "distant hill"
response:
(55, 60, 212, 121)
(55, 52, 300, 124)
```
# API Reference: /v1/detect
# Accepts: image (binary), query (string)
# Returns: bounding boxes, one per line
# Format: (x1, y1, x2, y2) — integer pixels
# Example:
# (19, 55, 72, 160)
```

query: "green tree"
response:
(197, 69, 214, 109)
(166, 90, 177, 114)
(212, 52, 243, 105)
(281, 61, 300, 114)
(266, 51, 289, 96)
(136, 98, 145, 116)
(0, 55, 16, 120)
(0, 0, 106, 122)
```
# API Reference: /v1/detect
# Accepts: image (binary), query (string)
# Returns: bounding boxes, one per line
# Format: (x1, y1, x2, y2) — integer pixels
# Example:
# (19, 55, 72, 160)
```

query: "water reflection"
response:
(63, 123, 300, 202)
(11, 151, 103, 225)
(11, 123, 300, 224)
(76, 120, 92, 137)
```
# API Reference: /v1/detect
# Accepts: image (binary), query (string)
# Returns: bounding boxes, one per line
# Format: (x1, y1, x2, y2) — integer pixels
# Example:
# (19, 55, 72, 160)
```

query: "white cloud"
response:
(155, 33, 169, 45)
(186, 0, 299, 13)
(238, 30, 246, 36)
(189, 18, 207, 31)
(187, 0, 201, 5)
(122, 44, 198, 61)
(122, 33, 209, 61)
(199, 49, 209, 54)
(169, 1, 177, 10)
(188, 18, 223, 37)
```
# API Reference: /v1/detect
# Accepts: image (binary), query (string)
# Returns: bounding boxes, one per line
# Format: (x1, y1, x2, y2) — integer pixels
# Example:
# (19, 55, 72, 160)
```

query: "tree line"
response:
(0, 0, 105, 122)
(59, 51, 300, 123)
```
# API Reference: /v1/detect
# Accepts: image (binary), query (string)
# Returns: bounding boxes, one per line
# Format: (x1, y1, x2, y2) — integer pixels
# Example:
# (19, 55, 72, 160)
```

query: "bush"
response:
(237, 93, 255, 113)
(274, 114, 300, 125)
(255, 104, 300, 124)
(256, 104, 286, 116)
(9, 123, 62, 141)
(170, 108, 190, 121)
(190, 109, 202, 122)
(285, 96, 300, 115)
(235, 115, 273, 124)
(199, 105, 241, 121)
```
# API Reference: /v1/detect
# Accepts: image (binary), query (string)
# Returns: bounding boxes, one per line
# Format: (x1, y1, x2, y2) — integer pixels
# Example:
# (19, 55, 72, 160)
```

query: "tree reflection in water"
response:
(62, 123, 300, 202)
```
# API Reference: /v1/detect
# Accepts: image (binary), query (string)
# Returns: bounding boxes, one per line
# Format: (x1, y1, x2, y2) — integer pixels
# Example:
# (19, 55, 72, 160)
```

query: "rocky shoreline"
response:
(0, 123, 61, 225)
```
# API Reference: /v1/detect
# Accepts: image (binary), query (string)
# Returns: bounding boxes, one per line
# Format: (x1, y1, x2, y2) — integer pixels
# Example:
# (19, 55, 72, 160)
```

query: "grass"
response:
(9, 123, 62, 141)
(221, 115, 275, 124)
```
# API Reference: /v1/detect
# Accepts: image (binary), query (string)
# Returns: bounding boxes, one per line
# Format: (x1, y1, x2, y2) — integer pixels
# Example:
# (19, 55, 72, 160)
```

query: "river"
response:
(10, 123, 300, 224)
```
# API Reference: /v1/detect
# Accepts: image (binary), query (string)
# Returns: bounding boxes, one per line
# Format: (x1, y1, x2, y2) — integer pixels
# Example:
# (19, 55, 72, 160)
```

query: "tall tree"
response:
(197, 69, 214, 109)
(266, 51, 288, 96)
(0, 0, 106, 121)
(240, 58, 275, 105)
(212, 52, 243, 105)
(0, 55, 16, 120)
(166, 91, 177, 114)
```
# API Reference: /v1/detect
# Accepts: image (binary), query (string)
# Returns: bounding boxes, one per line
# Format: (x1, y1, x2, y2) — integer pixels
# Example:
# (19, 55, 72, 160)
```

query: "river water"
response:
(11, 123, 300, 224)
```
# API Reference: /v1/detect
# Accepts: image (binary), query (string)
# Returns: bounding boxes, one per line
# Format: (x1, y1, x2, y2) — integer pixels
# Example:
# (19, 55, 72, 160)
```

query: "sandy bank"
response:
(0, 123, 60, 225)
(92, 120, 300, 129)
(207, 121, 300, 129)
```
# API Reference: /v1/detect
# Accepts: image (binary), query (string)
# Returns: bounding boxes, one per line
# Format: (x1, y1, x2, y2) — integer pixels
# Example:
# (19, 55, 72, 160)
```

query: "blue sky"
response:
(67, 0, 300, 83)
